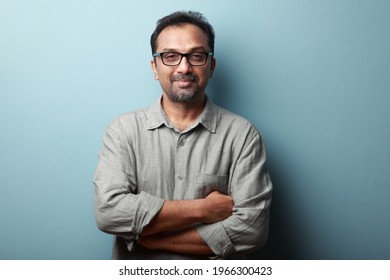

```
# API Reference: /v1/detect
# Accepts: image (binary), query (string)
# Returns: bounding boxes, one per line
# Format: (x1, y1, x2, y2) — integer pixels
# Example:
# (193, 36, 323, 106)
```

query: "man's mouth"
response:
(175, 80, 194, 87)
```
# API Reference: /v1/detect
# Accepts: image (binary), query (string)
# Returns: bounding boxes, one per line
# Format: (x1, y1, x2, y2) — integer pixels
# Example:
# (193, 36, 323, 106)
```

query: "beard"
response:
(167, 73, 201, 103)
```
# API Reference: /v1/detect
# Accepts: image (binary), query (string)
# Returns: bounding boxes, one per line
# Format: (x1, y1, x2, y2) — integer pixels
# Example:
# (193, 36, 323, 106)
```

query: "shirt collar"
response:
(146, 95, 218, 133)
(198, 95, 218, 133)
(146, 97, 169, 130)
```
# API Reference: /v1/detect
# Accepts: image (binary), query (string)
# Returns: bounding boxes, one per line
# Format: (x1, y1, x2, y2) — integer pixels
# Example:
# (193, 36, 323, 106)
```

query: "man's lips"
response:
(174, 80, 194, 87)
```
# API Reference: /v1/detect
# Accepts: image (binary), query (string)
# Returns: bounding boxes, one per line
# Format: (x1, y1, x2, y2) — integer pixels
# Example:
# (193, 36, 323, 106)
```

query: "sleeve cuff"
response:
(196, 222, 234, 258)
(134, 191, 165, 234)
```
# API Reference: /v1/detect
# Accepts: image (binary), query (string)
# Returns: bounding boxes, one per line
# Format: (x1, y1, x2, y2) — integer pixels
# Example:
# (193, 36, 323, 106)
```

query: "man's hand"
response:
(201, 191, 234, 224)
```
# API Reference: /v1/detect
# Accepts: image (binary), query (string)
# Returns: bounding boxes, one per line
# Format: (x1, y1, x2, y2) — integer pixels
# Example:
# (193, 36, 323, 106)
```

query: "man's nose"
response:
(176, 56, 192, 73)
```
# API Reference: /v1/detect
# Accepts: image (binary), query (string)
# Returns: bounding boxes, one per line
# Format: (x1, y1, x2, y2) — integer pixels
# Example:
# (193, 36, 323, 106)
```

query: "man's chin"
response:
(168, 90, 199, 103)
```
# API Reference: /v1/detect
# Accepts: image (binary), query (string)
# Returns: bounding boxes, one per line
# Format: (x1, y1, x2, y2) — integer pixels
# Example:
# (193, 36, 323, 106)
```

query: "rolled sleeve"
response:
(196, 222, 234, 257)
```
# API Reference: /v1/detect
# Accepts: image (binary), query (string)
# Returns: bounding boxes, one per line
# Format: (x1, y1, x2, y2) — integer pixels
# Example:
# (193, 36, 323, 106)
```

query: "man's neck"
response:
(161, 93, 206, 132)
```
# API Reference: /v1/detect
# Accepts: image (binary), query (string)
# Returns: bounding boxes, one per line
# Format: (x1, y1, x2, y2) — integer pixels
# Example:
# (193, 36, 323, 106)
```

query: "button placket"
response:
(173, 134, 186, 199)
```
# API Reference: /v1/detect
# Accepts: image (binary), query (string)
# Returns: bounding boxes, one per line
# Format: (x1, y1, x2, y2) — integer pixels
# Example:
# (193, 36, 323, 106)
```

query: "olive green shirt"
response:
(94, 96, 272, 259)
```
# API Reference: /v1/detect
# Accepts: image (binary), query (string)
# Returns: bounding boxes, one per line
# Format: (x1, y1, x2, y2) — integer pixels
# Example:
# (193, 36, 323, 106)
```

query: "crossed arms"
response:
(139, 191, 234, 255)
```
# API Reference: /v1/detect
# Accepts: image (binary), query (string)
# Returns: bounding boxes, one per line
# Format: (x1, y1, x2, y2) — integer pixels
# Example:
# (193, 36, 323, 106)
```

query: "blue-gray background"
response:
(1, 0, 389, 259)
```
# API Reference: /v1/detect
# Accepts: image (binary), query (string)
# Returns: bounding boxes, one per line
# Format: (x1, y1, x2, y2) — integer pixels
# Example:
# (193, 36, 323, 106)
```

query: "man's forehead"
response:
(156, 24, 209, 51)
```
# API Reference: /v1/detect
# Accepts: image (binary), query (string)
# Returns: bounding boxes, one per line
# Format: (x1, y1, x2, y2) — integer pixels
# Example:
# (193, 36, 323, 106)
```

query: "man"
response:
(94, 11, 272, 260)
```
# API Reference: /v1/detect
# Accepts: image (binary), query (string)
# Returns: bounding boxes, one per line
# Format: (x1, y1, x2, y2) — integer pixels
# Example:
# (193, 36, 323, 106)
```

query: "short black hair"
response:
(150, 11, 215, 54)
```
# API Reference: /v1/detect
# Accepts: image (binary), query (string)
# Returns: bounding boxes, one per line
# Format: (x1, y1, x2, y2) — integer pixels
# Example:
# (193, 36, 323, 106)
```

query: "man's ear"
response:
(151, 59, 159, 80)
(209, 57, 216, 79)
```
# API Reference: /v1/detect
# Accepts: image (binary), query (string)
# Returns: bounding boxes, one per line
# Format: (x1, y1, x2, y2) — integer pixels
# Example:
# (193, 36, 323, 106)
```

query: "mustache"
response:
(171, 74, 198, 82)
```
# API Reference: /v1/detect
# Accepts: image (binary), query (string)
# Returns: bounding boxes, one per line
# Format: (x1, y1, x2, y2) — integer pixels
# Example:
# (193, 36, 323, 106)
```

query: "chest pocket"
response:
(195, 174, 229, 198)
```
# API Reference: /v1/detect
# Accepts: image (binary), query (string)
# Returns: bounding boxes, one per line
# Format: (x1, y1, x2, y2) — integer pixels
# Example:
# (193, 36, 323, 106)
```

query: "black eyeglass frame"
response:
(153, 52, 214, 66)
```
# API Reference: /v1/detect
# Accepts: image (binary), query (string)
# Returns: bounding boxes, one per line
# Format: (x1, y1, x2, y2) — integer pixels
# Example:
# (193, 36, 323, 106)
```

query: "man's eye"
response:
(164, 53, 179, 60)
(190, 53, 204, 61)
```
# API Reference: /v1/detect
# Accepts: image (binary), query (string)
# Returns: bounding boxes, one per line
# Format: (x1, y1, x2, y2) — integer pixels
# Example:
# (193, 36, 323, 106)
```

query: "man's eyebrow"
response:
(161, 46, 209, 52)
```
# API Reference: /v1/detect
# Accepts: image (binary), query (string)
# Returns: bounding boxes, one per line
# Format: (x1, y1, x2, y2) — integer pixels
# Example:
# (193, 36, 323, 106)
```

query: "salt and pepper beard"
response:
(167, 73, 201, 103)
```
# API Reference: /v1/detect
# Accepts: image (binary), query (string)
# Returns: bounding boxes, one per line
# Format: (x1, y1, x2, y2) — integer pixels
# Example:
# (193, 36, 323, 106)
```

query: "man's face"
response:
(151, 24, 216, 103)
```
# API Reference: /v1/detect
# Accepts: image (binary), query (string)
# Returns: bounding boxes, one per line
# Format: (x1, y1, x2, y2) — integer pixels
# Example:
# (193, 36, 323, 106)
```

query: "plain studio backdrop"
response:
(0, 0, 389, 259)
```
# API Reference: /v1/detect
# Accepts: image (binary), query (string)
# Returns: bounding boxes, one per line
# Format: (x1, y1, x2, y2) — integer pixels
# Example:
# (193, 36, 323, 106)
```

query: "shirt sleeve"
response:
(93, 120, 165, 249)
(196, 132, 272, 258)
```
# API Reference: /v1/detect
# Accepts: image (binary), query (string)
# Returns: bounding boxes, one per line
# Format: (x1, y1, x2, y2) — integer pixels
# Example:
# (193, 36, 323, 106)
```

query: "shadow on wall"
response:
(209, 55, 299, 260)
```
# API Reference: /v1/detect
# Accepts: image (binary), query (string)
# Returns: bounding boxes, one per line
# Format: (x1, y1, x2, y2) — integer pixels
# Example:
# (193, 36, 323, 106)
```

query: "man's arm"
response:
(141, 191, 234, 237)
(139, 227, 213, 255)
(94, 124, 165, 242)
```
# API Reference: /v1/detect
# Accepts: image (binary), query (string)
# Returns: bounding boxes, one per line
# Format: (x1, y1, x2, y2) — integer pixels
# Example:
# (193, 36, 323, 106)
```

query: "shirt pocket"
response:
(195, 174, 229, 198)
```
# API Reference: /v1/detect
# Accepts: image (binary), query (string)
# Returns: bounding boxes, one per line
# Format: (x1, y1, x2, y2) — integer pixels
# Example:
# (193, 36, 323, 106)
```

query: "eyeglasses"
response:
(153, 52, 213, 66)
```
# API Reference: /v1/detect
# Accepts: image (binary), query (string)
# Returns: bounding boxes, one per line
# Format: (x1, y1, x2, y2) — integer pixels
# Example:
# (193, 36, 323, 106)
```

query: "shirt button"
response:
(177, 176, 183, 180)
(179, 139, 185, 146)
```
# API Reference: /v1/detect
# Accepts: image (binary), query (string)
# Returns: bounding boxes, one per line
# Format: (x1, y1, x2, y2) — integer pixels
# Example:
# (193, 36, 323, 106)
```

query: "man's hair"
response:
(150, 11, 215, 54)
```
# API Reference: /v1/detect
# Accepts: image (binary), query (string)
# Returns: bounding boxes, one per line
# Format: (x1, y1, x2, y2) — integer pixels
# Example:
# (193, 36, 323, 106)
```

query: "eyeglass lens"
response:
(162, 52, 208, 66)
